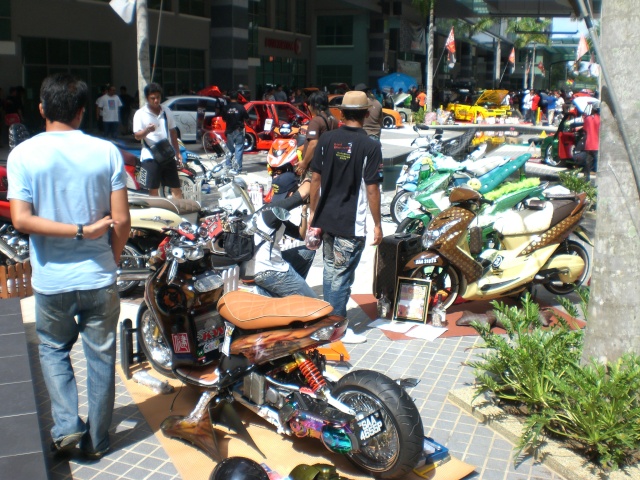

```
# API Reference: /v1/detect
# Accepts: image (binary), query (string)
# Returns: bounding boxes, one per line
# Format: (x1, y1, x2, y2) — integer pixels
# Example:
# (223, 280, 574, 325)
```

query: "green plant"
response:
(413, 108, 425, 125)
(558, 170, 597, 205)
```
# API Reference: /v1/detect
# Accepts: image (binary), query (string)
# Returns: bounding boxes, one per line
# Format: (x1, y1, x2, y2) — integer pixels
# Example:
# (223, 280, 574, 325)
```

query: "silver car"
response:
(161, 95, 227, 142)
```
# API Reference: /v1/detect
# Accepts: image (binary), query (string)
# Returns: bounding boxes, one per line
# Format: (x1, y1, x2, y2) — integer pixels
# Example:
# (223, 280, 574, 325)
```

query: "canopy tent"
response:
(377, 73, 418, 94)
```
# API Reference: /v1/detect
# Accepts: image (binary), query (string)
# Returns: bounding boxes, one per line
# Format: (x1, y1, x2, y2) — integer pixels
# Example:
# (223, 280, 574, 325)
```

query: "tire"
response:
(383, 115, 395, 129)
(117, 243, 144, 297)
(332, 370, 423, 479)
(396, 216, 429, 235)
(399, 111, 408, 123)
(408, 264, 461, 311)
(544, 144, 567, 168)
(244, 132, 256, 152)
(137, 302, 175, 378)
(389, 190, 412, 225)
(161, 174, 198, 201)
(543, 240, 590, 296)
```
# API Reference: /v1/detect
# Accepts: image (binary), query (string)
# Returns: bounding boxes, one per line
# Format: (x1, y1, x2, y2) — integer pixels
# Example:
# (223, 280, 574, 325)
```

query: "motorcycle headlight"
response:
(171, 247, 187, 263)
(193, 271, 224, 293)
(185, 246, 205, 261)
(422, 229, 441, 249)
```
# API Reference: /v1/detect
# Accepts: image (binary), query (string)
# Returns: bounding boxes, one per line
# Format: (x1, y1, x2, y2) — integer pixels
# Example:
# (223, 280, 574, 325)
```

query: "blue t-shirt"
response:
(7, 130, 126, 294)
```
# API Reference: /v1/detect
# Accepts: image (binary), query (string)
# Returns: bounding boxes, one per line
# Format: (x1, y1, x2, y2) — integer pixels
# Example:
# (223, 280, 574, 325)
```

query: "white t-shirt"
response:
(96, 94, 123, 122)
(132, 104, 177, 161)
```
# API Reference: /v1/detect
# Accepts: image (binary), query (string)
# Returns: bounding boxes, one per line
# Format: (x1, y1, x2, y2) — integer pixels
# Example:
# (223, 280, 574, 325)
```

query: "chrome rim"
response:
(117, 245, 144, 294)
(393, 192, 411, 223)
(336, 390, 400, 472)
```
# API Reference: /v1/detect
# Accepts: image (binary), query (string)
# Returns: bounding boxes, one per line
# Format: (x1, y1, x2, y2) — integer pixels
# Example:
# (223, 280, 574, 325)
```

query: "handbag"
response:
(149, 138, 176, 166)
(222, 231, 256, 263)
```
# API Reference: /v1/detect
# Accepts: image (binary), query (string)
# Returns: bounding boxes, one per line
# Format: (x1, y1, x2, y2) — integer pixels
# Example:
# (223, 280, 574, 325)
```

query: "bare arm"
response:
(134, 123, 155, 141)
(309, 172, 321, 225)
(366, 183, 383, 246)
(109, 188, 131, 264)
(296, 138, 318, 176)
(10, 199, 115, 240)
(170, 128, 183, 164)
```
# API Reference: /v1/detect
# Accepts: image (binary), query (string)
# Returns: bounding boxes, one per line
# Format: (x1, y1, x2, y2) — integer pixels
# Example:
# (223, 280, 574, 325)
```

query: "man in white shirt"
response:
(96, 85, 123, 139)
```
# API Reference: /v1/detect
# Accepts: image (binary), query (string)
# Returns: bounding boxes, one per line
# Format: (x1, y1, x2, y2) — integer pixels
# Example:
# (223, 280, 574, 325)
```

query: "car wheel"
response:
(399, 111, 408, 123)
(383, 115, 395, 129)
(544, 144, 565, 167)
(244, 133, 256, 152)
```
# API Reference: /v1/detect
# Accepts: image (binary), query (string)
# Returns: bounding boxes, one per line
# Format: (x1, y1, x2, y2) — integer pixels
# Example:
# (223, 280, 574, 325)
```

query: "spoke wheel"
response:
(408, 264, 460, 311)
(137, 303, 174, 378)
(332, 371, 423, 479)
(389, 190, 412, 225)
(543, 240, 590, 295)
(117, 243, 144, 297)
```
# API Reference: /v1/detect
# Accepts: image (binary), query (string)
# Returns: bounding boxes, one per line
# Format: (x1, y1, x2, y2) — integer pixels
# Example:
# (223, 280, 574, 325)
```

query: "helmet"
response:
(279, 123, 292, 136)
(209, 457, 269, 480)
(449, 186, 482, 204)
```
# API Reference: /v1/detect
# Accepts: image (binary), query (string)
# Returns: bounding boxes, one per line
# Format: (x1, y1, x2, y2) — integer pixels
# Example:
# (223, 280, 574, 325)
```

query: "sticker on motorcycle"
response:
(415, 256, 438, 265)
(172, 333, 191, 354)
(356, 410, 385, 441)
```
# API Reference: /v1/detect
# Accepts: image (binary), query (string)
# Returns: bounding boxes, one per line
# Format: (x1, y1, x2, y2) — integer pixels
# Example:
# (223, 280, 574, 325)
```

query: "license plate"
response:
(356, 410, 386, 441)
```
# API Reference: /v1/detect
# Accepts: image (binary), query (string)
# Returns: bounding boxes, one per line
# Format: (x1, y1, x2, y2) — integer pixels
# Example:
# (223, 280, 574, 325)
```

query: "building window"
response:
(256, 56, 306, 96)
(179, 0, 206, 17)
(249, 0, 268, 57)
(316, 65, 352, 88)
(317, 16, 353, 47)
(151, 46, 206, 96)
(275, 0, 289, 31)
(148, 0, 173, 11)
(295, 0, 307, 34)
(0, 0, 10, 41)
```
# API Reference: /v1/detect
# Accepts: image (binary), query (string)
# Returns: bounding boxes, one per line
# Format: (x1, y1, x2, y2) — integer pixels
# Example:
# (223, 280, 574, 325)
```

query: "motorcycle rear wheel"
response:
(396, 216, 429, 236)
(408, 264, 460, 311)
(118, 243, 144, 297)
(161, 174, 199, 202)
(332, 370, 423, 479)
(137, 302, 175, 378)
(390, 190, 412, 225)
(543, 240, 590, 295)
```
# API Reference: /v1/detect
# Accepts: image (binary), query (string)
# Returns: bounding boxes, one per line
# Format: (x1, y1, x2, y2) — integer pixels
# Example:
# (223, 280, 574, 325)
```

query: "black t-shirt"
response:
(310, 126, 383, 237)
(222, 102, 249, 133)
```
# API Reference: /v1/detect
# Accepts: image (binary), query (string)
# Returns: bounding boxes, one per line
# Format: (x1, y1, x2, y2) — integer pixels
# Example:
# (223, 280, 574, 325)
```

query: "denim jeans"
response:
(35, 283, 120, 453)
(282, 245, 316, 280)
(322, 234, 366, 317)
(254, 264, 317, 299)
(226, 129, 245, 172)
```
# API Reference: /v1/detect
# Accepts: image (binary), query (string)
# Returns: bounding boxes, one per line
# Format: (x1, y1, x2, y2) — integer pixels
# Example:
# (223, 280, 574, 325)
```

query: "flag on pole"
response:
(110, 0, 136, 24)
(576, 34, 589, 61)
(508, 47, 516, 74)
(445, 27, 456, 68)
(537, 61, 545, 75)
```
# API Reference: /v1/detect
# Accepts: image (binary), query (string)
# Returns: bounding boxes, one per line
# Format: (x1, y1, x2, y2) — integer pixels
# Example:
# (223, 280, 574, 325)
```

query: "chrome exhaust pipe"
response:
(117, 269, 151, 281)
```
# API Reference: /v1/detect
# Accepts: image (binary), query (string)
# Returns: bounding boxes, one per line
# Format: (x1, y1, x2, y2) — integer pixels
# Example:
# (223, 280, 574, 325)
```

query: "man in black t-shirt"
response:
(309, 90, 383, 320)
(222, 90, 249, 173)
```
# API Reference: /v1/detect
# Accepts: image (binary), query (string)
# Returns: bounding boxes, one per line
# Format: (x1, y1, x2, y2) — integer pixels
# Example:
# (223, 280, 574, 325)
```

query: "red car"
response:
(205, 101, 310, 152)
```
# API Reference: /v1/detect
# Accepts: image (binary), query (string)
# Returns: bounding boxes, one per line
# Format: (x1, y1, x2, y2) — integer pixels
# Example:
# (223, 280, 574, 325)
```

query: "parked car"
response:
(206, 101, 311, 152)
(161, 95, 227, 142)
(540, 109, 584, 167)
(328, 94, 403, 129)
(446, 89, 511, 122)
(392, 93, 413, 123)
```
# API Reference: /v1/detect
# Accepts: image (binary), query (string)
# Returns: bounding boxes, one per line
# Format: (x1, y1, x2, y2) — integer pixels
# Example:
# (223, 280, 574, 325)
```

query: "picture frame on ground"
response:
(393, 277, 431, 323)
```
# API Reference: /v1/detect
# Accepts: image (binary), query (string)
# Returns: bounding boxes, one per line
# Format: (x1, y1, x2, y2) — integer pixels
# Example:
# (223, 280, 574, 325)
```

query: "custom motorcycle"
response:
(376, 186, 592, 311)
(0, 165, 29, 266)
(125, 212, 428, 479)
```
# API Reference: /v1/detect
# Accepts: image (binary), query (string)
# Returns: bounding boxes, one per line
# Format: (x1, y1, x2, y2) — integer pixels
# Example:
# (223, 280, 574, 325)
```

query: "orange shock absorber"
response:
(294, 353, 326, 392)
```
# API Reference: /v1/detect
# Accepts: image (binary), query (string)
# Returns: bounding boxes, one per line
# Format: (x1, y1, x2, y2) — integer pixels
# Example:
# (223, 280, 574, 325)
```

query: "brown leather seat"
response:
(217, 291, 334, 330)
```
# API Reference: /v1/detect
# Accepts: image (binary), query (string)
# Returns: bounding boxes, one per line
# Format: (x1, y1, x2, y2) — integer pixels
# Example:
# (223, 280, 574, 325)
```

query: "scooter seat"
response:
(493, 202, 553, 236)
(218, 291, 334, 330)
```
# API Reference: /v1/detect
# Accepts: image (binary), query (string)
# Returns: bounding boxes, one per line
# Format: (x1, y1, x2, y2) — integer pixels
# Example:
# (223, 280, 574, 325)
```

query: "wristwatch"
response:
(75, 224, 84, 240)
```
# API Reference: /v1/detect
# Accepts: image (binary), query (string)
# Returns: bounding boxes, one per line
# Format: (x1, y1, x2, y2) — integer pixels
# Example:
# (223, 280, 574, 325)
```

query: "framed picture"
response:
(393, 277, 431, 323)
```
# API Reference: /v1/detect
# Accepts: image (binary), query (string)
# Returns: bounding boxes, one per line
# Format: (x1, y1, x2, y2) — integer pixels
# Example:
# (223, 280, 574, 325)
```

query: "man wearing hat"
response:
(354, 83, 383, 140)
(243, 173, 316, 298)
(309, 90, 383, 322)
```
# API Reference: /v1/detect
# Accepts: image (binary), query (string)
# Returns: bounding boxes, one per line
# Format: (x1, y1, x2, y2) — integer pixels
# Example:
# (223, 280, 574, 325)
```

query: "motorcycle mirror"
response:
(271, 206, 290, 221)
(435, 128, 444, 135)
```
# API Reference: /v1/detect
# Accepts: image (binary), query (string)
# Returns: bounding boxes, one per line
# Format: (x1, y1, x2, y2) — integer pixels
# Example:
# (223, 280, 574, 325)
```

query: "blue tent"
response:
(377, 73, 418, 94)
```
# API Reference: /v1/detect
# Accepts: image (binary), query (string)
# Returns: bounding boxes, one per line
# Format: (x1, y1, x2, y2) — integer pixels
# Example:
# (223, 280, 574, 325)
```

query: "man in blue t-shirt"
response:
(309, 90, 383, 321)
(8, 73, 130, 460)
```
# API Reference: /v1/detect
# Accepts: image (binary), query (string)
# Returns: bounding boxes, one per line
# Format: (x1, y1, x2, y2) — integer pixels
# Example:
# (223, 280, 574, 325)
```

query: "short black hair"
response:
(341, 109, 368, 122)
(308, 91, 329, 111)
(228, 90, 239, 100)
(144, 82, 163, 98)
(40, 73, 88, 123)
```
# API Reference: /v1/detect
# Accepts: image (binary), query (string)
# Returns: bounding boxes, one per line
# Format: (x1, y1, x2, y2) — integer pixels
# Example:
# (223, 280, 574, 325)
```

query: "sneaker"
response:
(50, 432, 83, 454)
(341, 328, 367, 344)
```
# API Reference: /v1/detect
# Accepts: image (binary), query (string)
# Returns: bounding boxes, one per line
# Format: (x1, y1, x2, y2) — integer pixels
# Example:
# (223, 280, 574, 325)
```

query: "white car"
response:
(161, 95, 227, 142)
(392, 93, 413, 123)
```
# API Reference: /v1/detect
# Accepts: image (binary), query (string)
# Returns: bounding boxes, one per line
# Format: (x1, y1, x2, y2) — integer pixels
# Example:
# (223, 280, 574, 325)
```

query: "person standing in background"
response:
(7, 73, 130, 460)
(354, 83, 383, 141)
(221, 90, 249, 174)
(96, 85, 122, 139)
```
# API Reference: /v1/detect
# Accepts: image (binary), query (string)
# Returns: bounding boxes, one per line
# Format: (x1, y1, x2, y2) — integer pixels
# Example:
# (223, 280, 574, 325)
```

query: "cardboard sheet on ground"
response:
(118, 365, 475, 480)
(369, 319, 448, 342)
